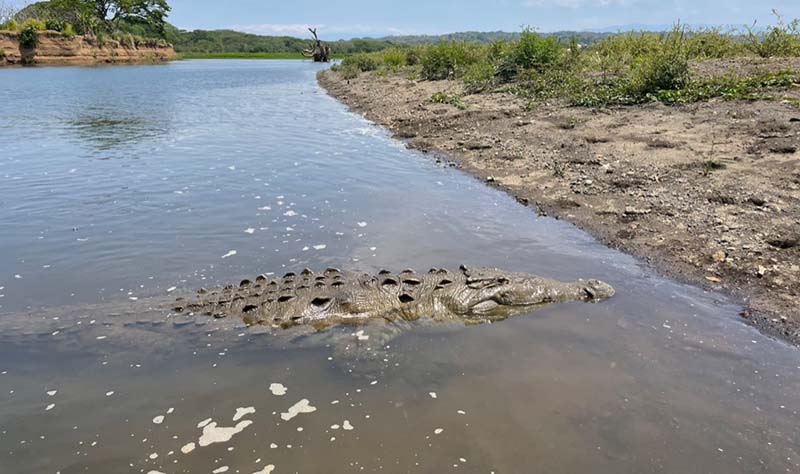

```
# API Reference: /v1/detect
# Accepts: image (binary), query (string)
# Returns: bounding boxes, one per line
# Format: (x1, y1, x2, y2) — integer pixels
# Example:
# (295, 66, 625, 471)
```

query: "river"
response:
(0, 60, 798, 473)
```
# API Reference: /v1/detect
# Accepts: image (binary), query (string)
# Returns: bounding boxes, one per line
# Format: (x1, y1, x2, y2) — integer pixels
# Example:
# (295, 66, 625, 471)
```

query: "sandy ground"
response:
(318, 66, 800, 345)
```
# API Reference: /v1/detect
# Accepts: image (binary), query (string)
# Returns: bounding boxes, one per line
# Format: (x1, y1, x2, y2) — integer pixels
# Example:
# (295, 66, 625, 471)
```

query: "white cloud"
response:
(524, 0, 637, 8)
(228, 23, 418, 38)
(228, 24, 323, 36)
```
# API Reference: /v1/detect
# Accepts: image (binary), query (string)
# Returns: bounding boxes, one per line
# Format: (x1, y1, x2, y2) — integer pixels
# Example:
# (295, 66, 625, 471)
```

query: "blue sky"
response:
(57, 1, 800, 38)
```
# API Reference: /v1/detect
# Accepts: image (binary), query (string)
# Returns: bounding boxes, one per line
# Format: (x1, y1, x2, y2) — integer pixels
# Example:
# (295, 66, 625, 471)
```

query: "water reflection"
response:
(67, 106, 171, 152)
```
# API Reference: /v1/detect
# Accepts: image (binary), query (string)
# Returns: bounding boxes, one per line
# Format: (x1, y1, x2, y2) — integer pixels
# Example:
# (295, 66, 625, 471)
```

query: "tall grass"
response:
(335, 18, 800, 107)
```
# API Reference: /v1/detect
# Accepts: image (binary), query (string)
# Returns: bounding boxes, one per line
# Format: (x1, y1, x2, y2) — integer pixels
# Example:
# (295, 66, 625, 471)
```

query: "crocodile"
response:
(174, 266, 615, 330)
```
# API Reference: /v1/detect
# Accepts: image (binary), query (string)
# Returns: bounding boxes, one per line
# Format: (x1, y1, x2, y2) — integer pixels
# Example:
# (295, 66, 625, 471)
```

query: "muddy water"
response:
(0, 60, 798, 473)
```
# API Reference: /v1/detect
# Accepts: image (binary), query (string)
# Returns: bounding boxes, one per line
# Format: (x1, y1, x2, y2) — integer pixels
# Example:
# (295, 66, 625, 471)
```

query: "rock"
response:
(757, 266, 767, 278)
(486, 176, 496, 183)
(466, 142, 492, 150)
(712, 250, 727, 263)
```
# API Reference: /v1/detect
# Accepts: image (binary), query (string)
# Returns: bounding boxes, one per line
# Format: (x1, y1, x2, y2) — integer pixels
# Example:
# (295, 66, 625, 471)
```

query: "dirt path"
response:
(318, 69, 800, 345)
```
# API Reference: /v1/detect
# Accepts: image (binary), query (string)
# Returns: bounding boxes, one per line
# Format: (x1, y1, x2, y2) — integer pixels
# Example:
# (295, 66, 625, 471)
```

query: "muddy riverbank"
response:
(318, 68, 800, 345)
(0, 31, 175, 66)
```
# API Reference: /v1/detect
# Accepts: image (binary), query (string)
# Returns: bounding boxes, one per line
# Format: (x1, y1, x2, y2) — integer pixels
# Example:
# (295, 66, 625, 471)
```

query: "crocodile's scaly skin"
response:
(174, 266, 615, 330)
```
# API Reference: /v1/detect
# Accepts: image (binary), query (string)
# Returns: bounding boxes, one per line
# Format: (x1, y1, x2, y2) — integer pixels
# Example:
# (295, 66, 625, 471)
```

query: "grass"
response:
(333, 16, 800, 108)
(430, 91, 467, 109)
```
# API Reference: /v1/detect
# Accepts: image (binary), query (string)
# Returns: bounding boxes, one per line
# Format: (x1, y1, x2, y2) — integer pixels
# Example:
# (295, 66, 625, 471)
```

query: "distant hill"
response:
(380, 30, 614, 46)
(167, 27, 393, 54)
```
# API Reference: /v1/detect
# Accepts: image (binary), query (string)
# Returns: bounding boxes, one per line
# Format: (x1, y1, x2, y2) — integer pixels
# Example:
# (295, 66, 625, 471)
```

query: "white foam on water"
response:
(198, 420, 253, 447)
(221, 250, 237, 259)
(354, 330, 369, 341)
(233, 407, 256, 422)
(343, 420, 354, 431)
(269, 383, 287, 396)
(45, 404, 55, 411)
(434, 428, 444, 435)
(153, 415, 165, 425)
(357, 222, 368, 228)
(212, 466, 229, 473)
(253, 465, 275, 474)
(181, 442, 195, 454)
(197, 418, 213, 428)
(280, 399, 316, 421)
(47, 390, 57, 397)
(313, 244, 327, 250)
(245, 228, 256, 234)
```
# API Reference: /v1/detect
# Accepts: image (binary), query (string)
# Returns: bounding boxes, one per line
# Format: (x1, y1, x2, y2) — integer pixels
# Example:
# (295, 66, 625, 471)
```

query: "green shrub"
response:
(463, 61, 496, 93)
(420, 42, 481, 80)
(341, 53, 378, 72)
(1, 19, 18, 31)
(685, 29, 744, 59)
(431, 91, 466, 109)
(45, 19, 67, 32)
(0, 49, 5, 60)
(510, 28, 563, 71)
(62, 24, 76, 39)
(21, 19, 46, 32)
(746, 13, 800, 57)
(404, 48, 421, 66)
(19, 25, 40, 48)
(625, 28, 690, 99)
(381, 48, 407, 71)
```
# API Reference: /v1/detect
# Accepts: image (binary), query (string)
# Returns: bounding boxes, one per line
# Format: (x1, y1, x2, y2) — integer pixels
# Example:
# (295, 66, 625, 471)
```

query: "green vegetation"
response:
(430, 91, 466, 109)
(337, 19, 800, 108)
(1, 0, 170, 41)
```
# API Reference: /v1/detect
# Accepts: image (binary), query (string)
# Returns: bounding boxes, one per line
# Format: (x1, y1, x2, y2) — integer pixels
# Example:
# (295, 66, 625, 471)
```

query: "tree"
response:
(93, 0, 170, 34)
(44, 0, 170, 36)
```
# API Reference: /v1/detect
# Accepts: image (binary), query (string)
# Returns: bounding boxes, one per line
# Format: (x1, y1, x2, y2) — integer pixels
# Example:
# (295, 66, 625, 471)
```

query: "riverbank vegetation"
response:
(335, 15, 800, 107)
(1, 0, 171, 48)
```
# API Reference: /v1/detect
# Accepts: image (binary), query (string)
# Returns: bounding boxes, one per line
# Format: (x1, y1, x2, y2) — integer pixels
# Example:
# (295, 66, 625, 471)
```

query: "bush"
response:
(381, 48, 406, 71)
(19, 24, 41, 48)
(746, 13, 800, 58)
(0, 49, 5, 60)
(463, 61, 496, 93)
(45, 19, 67, 32)
(1, 19, 18, 31)
(62, 23, 76, 39)
(420, 42, 482, 80)
(685, 29, 744, 59)
(510, 28, 563, 71)
(341, 53, 378, 72)
(21, 19, 46, 32)
(626, 28, 690, 98)
(431, 91, 466, 109)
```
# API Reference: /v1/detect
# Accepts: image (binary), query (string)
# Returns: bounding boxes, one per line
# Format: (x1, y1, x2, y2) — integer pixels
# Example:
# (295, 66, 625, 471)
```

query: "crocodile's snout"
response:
(582, 279, 615, 301)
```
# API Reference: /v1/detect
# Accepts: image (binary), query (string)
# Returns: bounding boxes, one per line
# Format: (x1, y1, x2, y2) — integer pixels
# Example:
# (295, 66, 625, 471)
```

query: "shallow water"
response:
(0, 60, 798, 473)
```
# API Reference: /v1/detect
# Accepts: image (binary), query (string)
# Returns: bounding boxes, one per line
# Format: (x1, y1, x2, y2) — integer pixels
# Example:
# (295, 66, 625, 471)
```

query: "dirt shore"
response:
(318, 67, 800, 345)
(0, 31, 176, 67)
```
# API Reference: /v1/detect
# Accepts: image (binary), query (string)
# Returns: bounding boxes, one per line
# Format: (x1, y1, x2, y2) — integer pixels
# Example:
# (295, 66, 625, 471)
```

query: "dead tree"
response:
(302, 28, 331, 62)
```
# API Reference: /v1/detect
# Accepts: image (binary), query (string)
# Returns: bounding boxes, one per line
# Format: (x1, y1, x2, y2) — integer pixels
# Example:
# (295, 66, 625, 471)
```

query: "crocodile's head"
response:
(461, 267, 614, 315)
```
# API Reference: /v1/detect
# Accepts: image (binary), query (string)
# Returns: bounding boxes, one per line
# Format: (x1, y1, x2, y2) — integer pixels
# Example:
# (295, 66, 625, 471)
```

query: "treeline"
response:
(383, 31, 614, 46)
(167, 28, 390, 55)
(167, 29, 617, 55)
